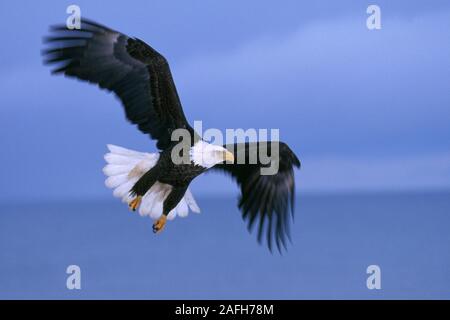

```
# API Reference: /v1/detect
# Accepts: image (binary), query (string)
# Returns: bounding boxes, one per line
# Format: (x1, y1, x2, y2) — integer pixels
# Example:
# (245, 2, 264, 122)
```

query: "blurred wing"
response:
(42, 19, 193, 150)
(213, 142, 300, 252)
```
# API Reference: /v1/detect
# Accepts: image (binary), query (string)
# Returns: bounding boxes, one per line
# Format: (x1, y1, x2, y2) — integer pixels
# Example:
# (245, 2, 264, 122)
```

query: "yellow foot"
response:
(153, 215, 167, 234)
(129, 196, 142, 211)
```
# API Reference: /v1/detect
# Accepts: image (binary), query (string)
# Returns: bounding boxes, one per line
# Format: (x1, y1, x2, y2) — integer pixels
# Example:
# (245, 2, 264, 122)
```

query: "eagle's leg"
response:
(153, 186, 188, 234)
(129, 167, 159, 212)
(153, 215, 167, 233)
(129, 196, 142, 211)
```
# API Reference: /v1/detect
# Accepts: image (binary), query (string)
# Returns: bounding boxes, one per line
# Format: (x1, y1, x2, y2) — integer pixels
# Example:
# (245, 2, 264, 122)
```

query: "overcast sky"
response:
(0, 0, 449, 201)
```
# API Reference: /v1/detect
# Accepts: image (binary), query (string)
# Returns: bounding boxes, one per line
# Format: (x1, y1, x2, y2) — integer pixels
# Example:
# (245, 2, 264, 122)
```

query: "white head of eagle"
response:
(190, 141, 234, 169)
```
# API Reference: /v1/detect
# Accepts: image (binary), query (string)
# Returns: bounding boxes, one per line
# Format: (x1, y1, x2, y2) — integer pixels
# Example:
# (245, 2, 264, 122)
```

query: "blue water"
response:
(0, 192, 449, 299)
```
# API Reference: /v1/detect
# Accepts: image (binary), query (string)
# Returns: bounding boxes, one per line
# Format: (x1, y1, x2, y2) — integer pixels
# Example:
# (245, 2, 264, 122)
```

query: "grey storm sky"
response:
(0, 0, 449, 201)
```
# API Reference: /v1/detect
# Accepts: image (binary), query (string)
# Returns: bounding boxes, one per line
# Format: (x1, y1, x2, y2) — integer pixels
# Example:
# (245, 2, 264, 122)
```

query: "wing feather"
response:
(42, 18, 194, 150)
(213, 141, 300, 252)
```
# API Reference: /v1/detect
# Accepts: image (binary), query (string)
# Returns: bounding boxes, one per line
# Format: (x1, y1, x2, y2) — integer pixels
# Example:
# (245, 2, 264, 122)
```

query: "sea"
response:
(0, 191, 449, 299)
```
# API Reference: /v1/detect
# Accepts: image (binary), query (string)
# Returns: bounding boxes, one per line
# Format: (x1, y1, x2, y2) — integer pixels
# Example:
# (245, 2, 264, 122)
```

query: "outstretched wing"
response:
(213, 142, 300, 252)
(42, 19, 193, 150)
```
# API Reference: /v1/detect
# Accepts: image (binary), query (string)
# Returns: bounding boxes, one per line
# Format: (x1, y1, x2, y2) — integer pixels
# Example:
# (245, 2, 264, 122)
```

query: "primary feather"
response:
(42, 18, 196, 150)
(214, 142, 300, 252)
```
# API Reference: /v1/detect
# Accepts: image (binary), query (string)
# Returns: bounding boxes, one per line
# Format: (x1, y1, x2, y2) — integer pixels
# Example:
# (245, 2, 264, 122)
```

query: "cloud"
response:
(174, 10, 450, 155)
(298, 152, 450, 193)
(1, 8, 450, 201)
(188, 151, 450, 196)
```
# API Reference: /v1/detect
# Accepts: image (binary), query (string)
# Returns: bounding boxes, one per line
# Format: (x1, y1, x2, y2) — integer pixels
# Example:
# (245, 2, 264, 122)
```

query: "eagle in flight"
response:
(42, 19, 300, 251)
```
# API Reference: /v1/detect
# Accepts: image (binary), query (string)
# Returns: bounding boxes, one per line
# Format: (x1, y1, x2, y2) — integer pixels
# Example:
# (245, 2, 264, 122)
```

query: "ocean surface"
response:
(0, 191, 449, 299)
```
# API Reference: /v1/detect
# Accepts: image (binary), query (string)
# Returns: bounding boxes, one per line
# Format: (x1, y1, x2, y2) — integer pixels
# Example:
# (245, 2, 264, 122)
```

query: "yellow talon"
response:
(129, 196, 142, 211)
(153, 215, 167, 233)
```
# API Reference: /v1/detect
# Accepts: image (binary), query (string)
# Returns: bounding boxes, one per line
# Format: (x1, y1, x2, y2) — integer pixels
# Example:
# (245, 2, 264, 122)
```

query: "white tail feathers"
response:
(103, 144, 200, 220)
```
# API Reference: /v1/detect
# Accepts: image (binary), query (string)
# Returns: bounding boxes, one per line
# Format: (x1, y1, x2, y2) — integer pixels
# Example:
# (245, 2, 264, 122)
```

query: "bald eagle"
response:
(42, 19, 300, 251)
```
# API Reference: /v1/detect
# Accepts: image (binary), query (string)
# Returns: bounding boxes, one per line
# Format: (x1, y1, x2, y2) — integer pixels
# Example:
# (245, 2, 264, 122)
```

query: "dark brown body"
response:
(130, 145, 206, 216)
